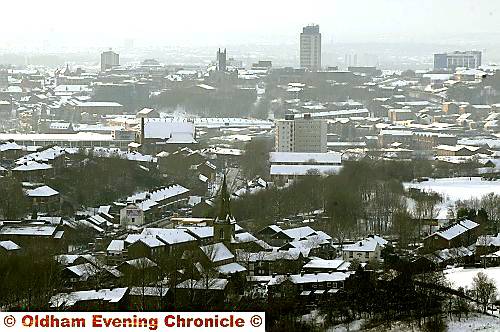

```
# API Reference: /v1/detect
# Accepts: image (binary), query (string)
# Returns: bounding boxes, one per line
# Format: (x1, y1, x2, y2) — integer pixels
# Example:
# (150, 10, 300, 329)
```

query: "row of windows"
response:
(348, 251, 370, 258)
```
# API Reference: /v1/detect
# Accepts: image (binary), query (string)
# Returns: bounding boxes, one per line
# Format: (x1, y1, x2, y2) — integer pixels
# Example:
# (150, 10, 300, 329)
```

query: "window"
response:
(365, 252, 369, 259)
(349, 252, 353, 258)
(131, 217, 135, 223)
(219, 229, 224, 240)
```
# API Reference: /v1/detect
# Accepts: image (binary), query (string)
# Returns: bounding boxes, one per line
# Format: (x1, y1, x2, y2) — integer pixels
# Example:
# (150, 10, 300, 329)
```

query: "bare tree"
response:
(472, 272, 497, 313)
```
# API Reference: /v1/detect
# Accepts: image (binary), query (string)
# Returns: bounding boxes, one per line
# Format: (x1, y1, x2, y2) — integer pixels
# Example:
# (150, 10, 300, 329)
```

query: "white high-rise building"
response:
(275, 114, 327, 153)
(300, 24, 321, 71)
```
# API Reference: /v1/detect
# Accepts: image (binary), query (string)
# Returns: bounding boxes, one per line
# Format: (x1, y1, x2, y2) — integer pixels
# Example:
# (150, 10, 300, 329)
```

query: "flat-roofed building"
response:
(76, 101, 124, 116)
(434, 51, 482, 70)
(275, 114, 327, 153)
(269, 151, 342, 182)
(101, 50, 120, 72)
(300, 24, 321, 71)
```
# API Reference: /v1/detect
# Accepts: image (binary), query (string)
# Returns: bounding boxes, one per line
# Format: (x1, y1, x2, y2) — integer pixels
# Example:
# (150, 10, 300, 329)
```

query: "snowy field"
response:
(446, 314, 500, 332)
(404, 177, 500, 203)
(445, 267, 500, 296)
(404, 177, 500, 221)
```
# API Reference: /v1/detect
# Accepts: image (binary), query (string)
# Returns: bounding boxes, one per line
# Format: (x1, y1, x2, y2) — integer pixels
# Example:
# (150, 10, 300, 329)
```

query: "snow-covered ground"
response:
(327, 319, 366, 331)
(445, 267, 500, 297)
(404, 177, 500, 222)
(404, 177, 500, 202)
(446, 314, 500, 332)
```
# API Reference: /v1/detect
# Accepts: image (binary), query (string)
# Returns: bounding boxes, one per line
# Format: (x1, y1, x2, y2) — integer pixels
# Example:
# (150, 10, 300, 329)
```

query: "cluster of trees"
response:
(152, 86, 258, 118)
(471, 272, 498, 313)
(0, 176, 27, 219)
(0, 250, 63, 310)
(240, 138, 273, 179)
(453, 193, 500, 233)
(233, 160, 436, 239)
(318, 271, 451, 330)
(233, 158, 500, 246)
(256, 267, 496, 331)
(47, 154, 162, 212)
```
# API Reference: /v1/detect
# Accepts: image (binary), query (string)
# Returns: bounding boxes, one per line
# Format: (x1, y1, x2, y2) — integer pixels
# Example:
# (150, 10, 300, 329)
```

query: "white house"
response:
(119, 203, 145, 227)
(341, 235, 388, 263)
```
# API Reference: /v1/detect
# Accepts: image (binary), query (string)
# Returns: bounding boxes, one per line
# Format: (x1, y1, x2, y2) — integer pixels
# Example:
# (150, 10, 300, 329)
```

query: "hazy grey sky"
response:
(1, 0, 499, 51)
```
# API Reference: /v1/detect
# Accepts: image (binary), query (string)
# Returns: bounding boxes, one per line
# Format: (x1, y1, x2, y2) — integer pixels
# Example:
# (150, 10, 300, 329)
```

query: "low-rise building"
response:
(423, 219, 479, 251)
(342, 235, 388, 263)
(269, 151, 342, 182)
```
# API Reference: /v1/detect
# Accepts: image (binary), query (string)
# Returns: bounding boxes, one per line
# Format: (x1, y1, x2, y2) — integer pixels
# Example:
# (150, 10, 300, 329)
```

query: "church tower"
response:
(213, 174, 235, 245)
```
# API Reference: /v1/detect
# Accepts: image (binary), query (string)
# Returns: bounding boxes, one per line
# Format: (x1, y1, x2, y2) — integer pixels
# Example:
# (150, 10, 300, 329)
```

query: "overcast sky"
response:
(1, 0, 499, 51)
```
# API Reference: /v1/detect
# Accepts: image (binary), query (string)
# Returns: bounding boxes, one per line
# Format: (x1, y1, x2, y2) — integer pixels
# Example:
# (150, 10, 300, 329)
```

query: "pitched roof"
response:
(343, 237, 380, 252)
(275, 226, 317, 240)
(140, 228, 196, 245)
(107, 240, 125, 252)
(50, 288, 128, 308)
(216, 262, 246, 274)
(429, 219, 479, 241)
(200, 242, 234, 263)
(123, 257, 158, 268)
(183, 226, 214, 239)
(0, 240, 21, 251)
(26, 185, 59, 197)
(13, 161, 52, 171)
(0, 141, 23, 152)
(258, 225, 282, 235)
(55, 254, 99, 266)
(232, 232, 258, 243)
(137, 237, 165, 248)
(127, 185, 189, 204)
(303, 259, 351, 271)
(66, 263, 99, 279)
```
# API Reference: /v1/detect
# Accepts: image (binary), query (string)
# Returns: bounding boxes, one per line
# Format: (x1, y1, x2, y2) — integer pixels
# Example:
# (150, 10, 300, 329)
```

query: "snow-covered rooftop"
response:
(143, 118, 195, 140)
(270, 152, 342, 164)
(276, 226, 317, 240)
(0, 224, 57, 236)
(107, 240, 125, 252)
(343, 237, 380, 252)
(304, 259, 351, 271)
(13, 161, 52, 171)
(0, 240, 21, 251)
(216, 262, 247, 274)
(200, 242, 234, 263)
(139, 228, 197, 245)
(50, 288, 128, 308)
(26, 185, 59, 197)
